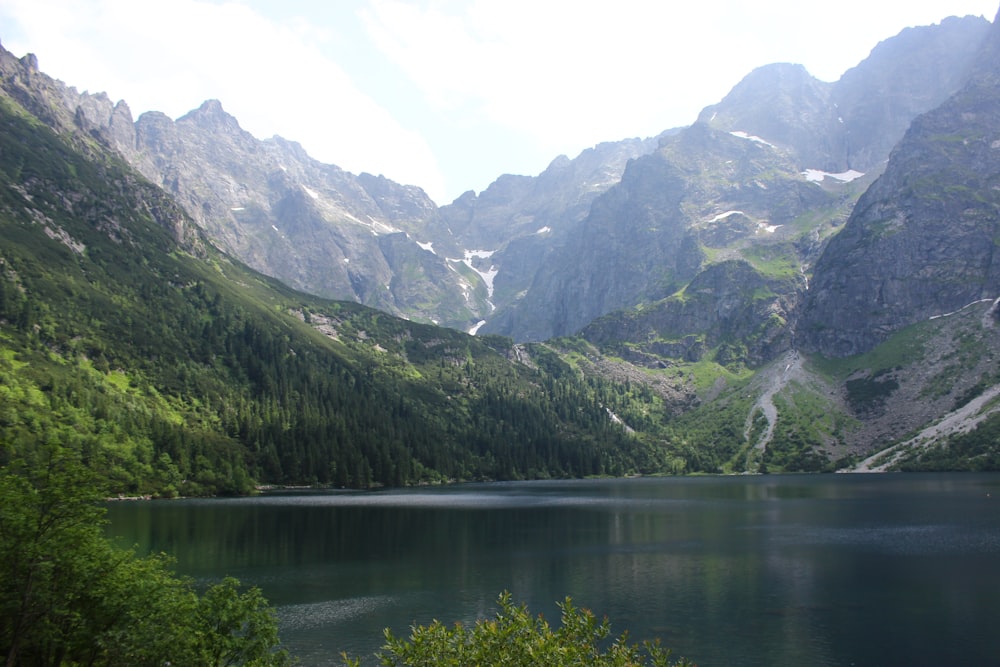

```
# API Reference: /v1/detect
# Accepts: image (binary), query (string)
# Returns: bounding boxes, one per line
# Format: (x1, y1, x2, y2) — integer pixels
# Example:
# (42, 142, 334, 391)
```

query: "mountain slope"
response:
(4, 8, 1000, 485)
(480, 14, 991, 343)
(800, 11, 1000, 356)
(486, 120, 860, 342)
(0, 47, 490, 331)
(516, 9, 1000, 474)
(4, 15, 986, 345)
(0, 81, 670, 495)
(698, 16, 991, 173)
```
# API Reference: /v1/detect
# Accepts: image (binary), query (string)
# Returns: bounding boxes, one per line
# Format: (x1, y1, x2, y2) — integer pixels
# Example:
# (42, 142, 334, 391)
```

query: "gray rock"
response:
(800, 9, 1000, 356)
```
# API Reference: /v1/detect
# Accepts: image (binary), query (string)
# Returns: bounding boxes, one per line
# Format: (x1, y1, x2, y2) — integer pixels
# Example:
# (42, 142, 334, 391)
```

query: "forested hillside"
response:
(0, 92, 668, 496)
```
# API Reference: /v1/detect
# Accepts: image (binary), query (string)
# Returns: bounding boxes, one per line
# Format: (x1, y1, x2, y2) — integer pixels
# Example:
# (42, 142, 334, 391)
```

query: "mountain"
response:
(696, 16, 991, 174)
(437, 137, 666, 325)
(0, 48, 492, 330)
(485, 121, 857, 343)
(489, 9, 1000, 473)
(3, 15, 987, 346)
(0, 64, 674, 494)
(585, 7, 1000, 472)
(132, 101, 490, 331)
(0, 45, 668, 336)
(479, 14, 991, 342)
(800, 11, 1000, 356)
(4, 8, 1000, 484)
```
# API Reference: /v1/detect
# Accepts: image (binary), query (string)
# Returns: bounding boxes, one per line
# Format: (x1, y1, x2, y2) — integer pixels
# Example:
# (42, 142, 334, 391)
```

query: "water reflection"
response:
(106, 474, 1000, 666)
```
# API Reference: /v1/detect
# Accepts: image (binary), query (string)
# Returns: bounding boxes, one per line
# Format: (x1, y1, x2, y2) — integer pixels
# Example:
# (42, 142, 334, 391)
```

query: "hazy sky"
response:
(1, 1, 996, 204)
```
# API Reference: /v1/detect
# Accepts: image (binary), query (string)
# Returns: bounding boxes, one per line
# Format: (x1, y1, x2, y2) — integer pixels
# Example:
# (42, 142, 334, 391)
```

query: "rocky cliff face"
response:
(440, 137, 663, 250)
(800, 10, 1000, 356)
(130, 101, 491, 328)
(437, 136, 665, 328)
(580, 260, 797, 368)
(484, 119, 853, 343)
(0, 48, 492, 329)
(697, 63, 841, 171)
(832, 15, 991, 171)
(0, 45, 204, 250)
(476, 14, 991, 344)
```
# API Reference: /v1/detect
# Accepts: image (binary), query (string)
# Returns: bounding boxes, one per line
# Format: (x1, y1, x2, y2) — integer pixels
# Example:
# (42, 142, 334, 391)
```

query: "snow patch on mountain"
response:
(801, 168, 864, 183)
(708, 210, 745, 223)
(730, 131, 776, 148)
(446, 249, 499, 307)
(461, 250, 498, 299)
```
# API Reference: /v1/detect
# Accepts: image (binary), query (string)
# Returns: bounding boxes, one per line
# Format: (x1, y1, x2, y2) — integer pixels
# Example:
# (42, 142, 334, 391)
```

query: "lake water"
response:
(105, 474, 1000, 666)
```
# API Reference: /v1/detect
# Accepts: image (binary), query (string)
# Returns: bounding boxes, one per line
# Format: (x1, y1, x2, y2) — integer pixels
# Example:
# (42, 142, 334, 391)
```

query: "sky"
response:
(0, 1, 997, 205)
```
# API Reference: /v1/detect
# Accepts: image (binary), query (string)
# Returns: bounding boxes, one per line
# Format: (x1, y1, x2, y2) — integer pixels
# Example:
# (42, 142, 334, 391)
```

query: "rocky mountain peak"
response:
(697, 62, 835, 168)
(700, 62, 819, 109)
(546, 154, 573, 171)
(19, 51, 38, 72)
(178, 99, 243, 134)
(831, 14, 992, 172)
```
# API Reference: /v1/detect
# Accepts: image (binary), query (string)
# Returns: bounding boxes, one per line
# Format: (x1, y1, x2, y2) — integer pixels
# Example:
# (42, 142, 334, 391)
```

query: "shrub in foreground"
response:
(345, 591, 694, 667)
(0, 447, 290, 666)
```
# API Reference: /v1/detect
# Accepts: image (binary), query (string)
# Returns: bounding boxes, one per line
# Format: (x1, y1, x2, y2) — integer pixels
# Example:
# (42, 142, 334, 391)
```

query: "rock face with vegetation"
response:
(482, 14, 991, 342)
(2, 8, 1000, 498)
(134, 101, 486, 330)
(488, 120, 847, 342)
(698, 16, 990, 174)
(800, 12, 1000, 356)
(5, 15, 989, 344)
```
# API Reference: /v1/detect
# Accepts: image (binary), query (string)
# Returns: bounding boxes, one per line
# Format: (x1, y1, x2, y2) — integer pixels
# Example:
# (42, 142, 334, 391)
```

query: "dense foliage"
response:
(0, 447, 289, 666)
(344, 592, 693, 667)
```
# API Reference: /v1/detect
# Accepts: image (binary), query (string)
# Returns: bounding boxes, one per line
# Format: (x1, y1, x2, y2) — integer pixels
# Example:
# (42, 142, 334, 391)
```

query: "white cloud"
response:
(1, 0, 996, 204)
(0, 0, 448, 201)
(359, 1, 721, 156)
(358, 0, 998, 161)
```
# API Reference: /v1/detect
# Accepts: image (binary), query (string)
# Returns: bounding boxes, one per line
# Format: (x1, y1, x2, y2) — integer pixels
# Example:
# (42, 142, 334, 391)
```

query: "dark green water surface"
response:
(105, 474, 1000, 666)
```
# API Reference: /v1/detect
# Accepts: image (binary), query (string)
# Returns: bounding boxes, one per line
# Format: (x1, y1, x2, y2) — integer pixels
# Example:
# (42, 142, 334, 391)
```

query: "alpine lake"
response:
(105, 473, 1000, 666)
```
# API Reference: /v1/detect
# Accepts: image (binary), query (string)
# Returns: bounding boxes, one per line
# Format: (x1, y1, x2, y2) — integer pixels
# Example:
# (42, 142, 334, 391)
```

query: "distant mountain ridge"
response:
(481, 13, 992, 342)
(1, 15, 989, 344)
(0, 42, 666, 334)
(697, 16, 990, 174)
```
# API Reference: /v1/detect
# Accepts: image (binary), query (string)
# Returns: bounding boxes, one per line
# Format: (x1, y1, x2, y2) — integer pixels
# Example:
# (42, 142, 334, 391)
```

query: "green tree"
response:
(344, 591, 693, 667)
(0, 447, 291, 666)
